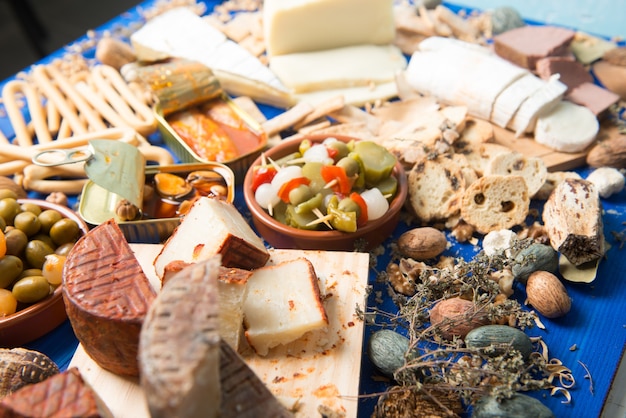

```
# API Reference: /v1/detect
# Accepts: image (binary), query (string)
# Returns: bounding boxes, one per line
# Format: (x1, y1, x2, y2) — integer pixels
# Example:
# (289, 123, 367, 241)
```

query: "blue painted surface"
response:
(1, 1, 624, 417)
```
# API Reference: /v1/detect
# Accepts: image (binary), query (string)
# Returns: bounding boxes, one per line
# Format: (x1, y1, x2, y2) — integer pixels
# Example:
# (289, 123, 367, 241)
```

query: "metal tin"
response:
(155, 95, 267, 184)
(78, 162, 235, 244)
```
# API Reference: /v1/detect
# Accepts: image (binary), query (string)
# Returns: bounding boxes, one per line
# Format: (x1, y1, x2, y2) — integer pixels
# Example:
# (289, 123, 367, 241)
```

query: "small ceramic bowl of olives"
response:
(0, 195, 89, 347)
(243, 134, 408, 251)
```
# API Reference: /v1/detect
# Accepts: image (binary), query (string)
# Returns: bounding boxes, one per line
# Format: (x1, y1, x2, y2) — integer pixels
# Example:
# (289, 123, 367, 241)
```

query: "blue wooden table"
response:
(1, 1, 624, 417)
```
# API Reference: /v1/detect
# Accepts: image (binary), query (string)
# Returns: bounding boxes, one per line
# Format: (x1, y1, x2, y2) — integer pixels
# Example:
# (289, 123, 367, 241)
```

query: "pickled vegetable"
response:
(12, 275, 50, 304)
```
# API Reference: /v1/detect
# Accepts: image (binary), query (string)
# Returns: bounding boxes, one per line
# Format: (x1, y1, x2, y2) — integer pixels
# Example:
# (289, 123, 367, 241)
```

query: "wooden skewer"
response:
(308, 208, 333, 229)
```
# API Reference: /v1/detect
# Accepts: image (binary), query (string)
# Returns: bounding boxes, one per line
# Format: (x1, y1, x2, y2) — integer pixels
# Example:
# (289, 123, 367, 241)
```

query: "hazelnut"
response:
(525, 271, 571, 318)
(115, 199, 139, 221)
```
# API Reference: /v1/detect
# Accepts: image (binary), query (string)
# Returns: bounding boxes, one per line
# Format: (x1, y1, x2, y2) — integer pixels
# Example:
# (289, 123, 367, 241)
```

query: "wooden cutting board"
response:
(69, 244, 369, 418)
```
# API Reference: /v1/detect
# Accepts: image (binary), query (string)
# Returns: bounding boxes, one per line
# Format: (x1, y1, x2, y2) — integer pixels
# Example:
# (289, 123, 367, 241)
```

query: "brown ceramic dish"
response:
(243, 135, 408, 251)
(0, 199, 89, 347)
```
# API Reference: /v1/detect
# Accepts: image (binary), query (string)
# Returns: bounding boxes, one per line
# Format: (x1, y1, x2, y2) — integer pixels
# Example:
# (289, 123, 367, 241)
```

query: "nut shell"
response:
(397, 227, 447, 260)
(429, 297, 489, 340)
(526, 271, 571, 318)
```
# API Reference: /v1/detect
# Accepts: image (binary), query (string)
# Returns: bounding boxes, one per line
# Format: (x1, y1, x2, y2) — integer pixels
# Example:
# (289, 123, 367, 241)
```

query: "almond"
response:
(525, 271, 571, 318)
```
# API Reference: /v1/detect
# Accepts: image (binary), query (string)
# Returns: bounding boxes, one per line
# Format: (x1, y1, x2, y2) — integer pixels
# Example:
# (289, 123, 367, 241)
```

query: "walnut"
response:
(386, 262, 416, 296)
(45, 191, 68, 207)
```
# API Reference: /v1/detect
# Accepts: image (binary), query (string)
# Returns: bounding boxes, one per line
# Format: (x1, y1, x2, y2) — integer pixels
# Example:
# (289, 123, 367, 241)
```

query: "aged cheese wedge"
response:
(140, 257, 222, 418)
(0, 368, 113, 417)
(153, 197, 270, 279)
(269, 44, 407, 94)
(130, 7, 292, 107)
(243, 257, 328, 356)
(63, 219, 156, 377)
(263, 0, 395, 56)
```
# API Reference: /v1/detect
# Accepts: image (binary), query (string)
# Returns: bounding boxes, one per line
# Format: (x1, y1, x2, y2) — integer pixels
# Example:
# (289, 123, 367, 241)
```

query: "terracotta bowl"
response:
(243, 135, 408, 251)
(0, 199, 89, 347)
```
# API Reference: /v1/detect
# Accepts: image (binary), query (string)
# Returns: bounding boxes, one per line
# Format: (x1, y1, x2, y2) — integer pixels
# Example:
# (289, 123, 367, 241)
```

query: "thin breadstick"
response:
(74, 80, 130, 128)
(90, 65, 156, 135)
(32, 65, 88, 134)
(22, 177, 88, 195)
(138, 144, 175, 165)
(0, 128, 9, 144)
(2, 80, 52, 145)
(293, 95, 345, 130)
(56, 117, 73, 139)
(46, 100, 61, 135)
(0, 160, 30, 176)
(261, 101, 314, 137)
(45, 64, 107, 131)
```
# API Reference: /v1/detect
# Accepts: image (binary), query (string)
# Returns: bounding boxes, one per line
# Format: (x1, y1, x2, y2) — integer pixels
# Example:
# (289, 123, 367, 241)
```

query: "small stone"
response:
(490, 7, 525, 35)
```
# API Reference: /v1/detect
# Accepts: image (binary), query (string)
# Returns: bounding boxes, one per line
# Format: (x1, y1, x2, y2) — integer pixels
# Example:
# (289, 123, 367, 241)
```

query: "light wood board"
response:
(69, 244, 369, 418)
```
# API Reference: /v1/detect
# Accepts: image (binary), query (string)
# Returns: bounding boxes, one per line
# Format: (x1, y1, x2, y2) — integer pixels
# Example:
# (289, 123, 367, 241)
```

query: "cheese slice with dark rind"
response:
(0, 367, 113, 418)
(139, 256, 222, 418)
(62, 219, 156, 377)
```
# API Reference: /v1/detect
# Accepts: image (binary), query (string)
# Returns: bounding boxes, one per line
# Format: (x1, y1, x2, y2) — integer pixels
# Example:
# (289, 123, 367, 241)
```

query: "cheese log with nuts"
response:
(542, 178, 605, 266)
(0, 368, 113, 417)
(243, 257, 328, 356)
(263, 0, 395, 56)
(153, 197, 269, 279)
(62, 219, 156, 377)
(139, 257, 222, 418)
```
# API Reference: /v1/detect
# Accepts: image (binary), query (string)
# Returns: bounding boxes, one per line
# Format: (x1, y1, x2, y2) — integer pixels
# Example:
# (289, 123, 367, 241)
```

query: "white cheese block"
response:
(243, 257, 328, 356)
(130, 7, 291, 106)
(490, 73, 544, 128)
(269, 44, 407, 94)
(264, 0, 395, 56)
(534, 100, 599, 152)
(153, 197, 269, 279)
(295, 80, 399, 108)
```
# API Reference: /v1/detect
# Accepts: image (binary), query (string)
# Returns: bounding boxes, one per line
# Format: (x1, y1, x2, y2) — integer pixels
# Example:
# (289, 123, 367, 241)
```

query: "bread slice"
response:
(461, 175, 530, 234)
(454, 142, 511, 177)
(243, 257, 328, 356)
(484, 151, 547, 198)
(407, 154, 467, 223)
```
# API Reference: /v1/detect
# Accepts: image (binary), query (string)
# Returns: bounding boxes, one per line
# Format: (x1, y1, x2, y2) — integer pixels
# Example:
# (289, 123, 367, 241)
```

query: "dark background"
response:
(0, 0, 138, 82)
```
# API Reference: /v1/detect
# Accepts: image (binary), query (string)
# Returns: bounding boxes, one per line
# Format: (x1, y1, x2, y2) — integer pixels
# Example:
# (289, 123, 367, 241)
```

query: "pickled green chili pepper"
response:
(295, 192, 324, 215)
(327, 195, 357, 233)
(285, 204, 319, 230)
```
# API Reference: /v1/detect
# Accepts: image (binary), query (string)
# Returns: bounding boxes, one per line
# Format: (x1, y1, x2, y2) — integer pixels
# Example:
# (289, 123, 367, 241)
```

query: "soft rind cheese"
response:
(264, 0, 395, 56)
(269, 44, 407, 94)
(153, 197, 269, 278)
(62, 219, 156, 377)
(243, 257, 328, 356)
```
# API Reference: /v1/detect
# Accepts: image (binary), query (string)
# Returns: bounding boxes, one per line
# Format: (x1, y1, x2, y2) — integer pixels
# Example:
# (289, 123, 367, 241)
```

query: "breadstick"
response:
(0, 160, 30, 177)
(56, 117, 73, 139)
(32, 65, 88, 134)
(91, 65, 157, 135)
(22, 163, 88, 195)
(45, 64, 107, 131)
(46, 99, 61, 135)
(0, 128, 9, 145)
(2, 80, 51, 145)
(138, 144, 175, 165)
(74, 80, 130, 128)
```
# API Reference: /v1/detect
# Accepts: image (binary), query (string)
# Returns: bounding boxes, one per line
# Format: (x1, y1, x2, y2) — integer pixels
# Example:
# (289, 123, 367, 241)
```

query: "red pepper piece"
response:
(251, 166, 277, 193)
(350, 192, 368, 226)
(320, 165, 352, 195)
(277, 177, 311, 203)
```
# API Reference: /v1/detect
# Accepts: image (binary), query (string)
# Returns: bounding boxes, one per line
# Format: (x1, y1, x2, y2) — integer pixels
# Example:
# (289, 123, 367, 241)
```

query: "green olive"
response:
(54, 242, 75, 256)
(24, 240, 55, 270)
(49, 218, 80, 246)
(338, 197, 361, 215)
(20, 202, 42, 216)
(336, 157, 360, 177)
(0, 217, 5, 233)
(19, 268, 43, 279)
(5, 228, 28, 256)
(13, 211, 42, 237)
(12, 275, 50, 304)
(30, 233, 55, 249)
(0, 190, 18, 200)
(326, 140, 350, 160)
(288, 184, 314, 206)
(0, 255, 24, 288)
(38, 210, 63, 234)
(0, 198, 22, 226)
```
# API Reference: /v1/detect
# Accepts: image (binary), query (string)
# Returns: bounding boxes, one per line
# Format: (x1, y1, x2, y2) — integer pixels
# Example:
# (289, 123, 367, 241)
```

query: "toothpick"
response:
(324, 179, 338, 189)
(307, 207, 333, 229)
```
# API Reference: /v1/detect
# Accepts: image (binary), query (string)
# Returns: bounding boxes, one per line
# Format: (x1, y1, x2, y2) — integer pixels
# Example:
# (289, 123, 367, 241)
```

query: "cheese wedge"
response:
(63, 219, 156, 377)
(0, 368, 113, 417)
(243, 257, 328, 356)
(264, 0, 395, 56)
(153, 197, 269, 279)
(269, 44, 407, 94)
(140, 257, 222, 418)
(130, 7, 292, 107)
